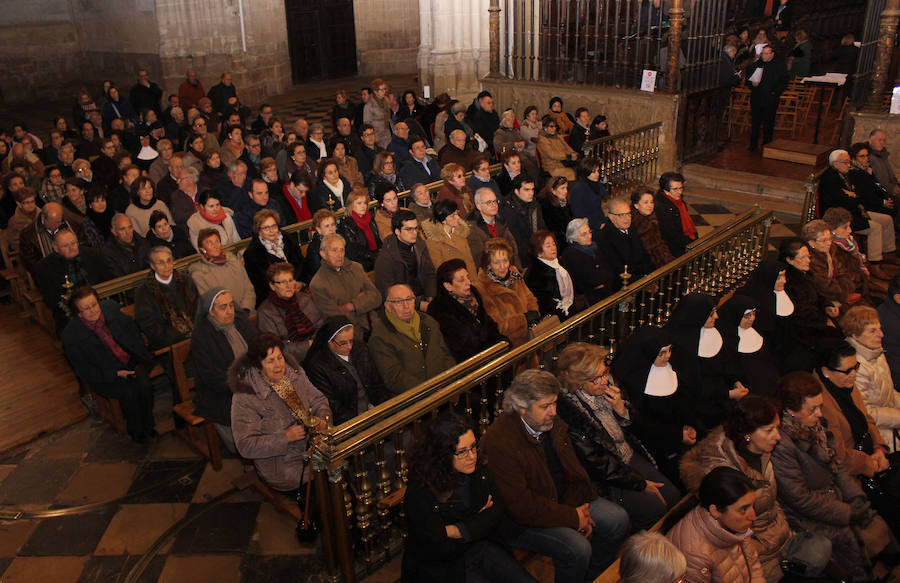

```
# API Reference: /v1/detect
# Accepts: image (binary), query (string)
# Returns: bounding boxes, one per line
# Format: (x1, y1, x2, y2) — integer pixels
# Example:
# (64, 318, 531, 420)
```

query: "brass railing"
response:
(802, 168, 826, 223)
(581, 122, 662, 196)
(311, 206, 774, 582)
(93, 164, 502, 304)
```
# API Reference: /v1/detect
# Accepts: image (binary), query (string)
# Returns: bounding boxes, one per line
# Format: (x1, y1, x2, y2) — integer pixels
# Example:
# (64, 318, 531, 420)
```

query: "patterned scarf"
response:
(260, 232, 286, 261)
(780, 412, 842, 476)
(152, 272, 195, 337)
(203, 251, 228, 266)
(264, 372, 308, 425)
(486, 267, 523, 289)
(268, 290, 316, 342)
(449, 289, 479, 316)
(569, 390, 633, 463)
(83, 313, 131, 364)
(832, 233, 869, 275)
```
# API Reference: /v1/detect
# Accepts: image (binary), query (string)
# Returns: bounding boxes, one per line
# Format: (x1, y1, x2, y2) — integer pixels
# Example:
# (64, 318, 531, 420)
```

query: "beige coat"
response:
(536, 131, 576, 180)
(472, 268, 538, 348)
(818, 371, 887, 477)
(186, 208, 240, 250)
(189, 253, 256, 312)
(847, 337, 900, 451)
(420, 219, 478, 277)
(309, 259, 382, 331)
(680, 428, 792, 582)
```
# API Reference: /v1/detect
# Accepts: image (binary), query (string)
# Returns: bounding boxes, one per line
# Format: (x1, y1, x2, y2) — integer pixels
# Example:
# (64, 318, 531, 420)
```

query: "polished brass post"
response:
(667, 0, 685, 94)
(867, 0, 900, 110)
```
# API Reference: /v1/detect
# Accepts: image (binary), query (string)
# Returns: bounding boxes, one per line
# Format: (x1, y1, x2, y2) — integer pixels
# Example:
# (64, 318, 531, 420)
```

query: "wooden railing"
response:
(581, 122, 662, 196)
(310, 207, 774, 582)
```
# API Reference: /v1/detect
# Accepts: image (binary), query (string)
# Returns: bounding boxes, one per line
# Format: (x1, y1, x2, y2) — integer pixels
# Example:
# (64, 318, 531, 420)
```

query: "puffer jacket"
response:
(680, 428, 791, 582)
(228, 353, 332, 491)
(420, 219, 478, 279)
(845, 337, 900, 451)
(669, 506, 766, 583)
(472, 267, 539, 348)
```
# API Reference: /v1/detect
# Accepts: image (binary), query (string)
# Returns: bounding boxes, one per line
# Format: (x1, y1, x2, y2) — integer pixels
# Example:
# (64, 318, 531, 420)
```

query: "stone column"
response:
(418, 0, 491, 100)
(867, 0, 900, 110)
(488, 0, 501, 77)
(667, 0, 685, 94)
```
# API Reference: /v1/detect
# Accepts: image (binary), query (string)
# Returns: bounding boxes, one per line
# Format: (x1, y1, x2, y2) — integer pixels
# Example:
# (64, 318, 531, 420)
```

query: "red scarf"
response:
(199, 206, 226, 225)
(664, 193, 698, 240)
(282, 183, 312, 223)
(268, 290, 316, 341)
(352, 210, 378, 251)
(485, 221, 498, 238)
(204, 251, 228, 266)
(83, 313, 131, 364)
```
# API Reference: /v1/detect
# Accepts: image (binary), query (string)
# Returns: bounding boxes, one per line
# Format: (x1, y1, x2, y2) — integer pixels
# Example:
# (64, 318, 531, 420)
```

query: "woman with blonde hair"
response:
(435, 162, 475, 217)
(620, 531, 686, 583)
(472, 238, 539, 348)
(363, 78, 392, 149)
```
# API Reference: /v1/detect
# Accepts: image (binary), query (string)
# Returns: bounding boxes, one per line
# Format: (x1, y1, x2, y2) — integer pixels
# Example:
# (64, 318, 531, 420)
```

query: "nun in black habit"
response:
(715, 294, 781, 397)
(610, 325, 701, 483)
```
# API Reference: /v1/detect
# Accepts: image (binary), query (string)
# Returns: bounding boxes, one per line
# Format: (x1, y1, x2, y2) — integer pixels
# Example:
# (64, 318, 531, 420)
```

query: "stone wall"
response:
(482, 78, 681, 173)
(0, 1, 82, 105)
(354, 0, 419, 77)
(849, 111, 900, 178)
(418, 0, 490, 101)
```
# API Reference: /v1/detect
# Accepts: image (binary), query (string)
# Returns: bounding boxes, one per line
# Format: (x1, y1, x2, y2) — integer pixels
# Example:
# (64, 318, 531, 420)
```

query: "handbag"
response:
(528, 315, 561, 340)
(779, 530, 831, 578)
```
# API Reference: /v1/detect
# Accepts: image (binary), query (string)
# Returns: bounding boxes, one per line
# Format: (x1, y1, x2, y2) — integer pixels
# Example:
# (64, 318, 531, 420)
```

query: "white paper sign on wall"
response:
(641, 70, 657, 93)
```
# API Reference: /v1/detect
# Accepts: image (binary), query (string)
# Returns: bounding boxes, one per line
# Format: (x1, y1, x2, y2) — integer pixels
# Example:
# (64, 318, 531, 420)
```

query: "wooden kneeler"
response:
(170, 339, 223, 470)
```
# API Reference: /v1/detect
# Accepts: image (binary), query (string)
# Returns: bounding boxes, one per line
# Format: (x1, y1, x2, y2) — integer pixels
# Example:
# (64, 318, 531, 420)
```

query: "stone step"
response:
(688, 186, 803, 221)
(681, 163, 812, 204)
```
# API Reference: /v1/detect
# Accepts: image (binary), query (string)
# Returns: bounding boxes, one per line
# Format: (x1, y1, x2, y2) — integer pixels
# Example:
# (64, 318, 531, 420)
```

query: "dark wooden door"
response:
(284, 0, 357, 84)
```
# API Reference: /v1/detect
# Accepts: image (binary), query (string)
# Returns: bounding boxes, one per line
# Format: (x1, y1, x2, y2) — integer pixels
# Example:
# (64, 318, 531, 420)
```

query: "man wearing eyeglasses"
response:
(309, 233, 382, 334)
(595, 196, 653, 288)
(353, 123, 383, 179)
(374, 210, 436, 311)
(368, 283, 456, 395)
(467, 187, 522, 271)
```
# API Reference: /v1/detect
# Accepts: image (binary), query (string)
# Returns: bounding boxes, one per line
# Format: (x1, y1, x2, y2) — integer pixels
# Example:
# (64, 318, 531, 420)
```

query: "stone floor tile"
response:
(19, 507, 117, 556)
(149, 433, 201, 461)
(251, 503, 316, 556)
(239, 554, 326, 583)
(125, 459, 206, 504)
(32, 422, 99, 460)
(94, 503, 189, 556)
(83, 430, 151, 464)
(55, 463, 138, 505)
(169, 501, 261, 554)
(0, 458, 81, 504)
(0, 520, 37, 557)
(190, 458, 247, 503)
(77, 554, 167, 583)
(1, 555, 89, 583)
(158, 554, 243, 583)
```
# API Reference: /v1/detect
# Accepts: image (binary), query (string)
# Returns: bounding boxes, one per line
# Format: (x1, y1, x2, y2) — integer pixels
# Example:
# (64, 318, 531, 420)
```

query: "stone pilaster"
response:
(417, 0, 491, 100)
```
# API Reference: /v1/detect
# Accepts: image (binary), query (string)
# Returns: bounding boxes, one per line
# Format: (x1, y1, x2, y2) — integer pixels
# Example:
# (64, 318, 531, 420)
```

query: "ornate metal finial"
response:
(59, 274, 75, 317)
(620, 264, 632, 289)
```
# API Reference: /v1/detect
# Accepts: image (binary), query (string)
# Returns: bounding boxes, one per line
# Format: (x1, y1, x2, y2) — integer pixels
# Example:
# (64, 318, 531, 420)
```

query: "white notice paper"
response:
(892, 86, 900, 115)
(748, 67, 763, 85)
(641, 70, 657, 92)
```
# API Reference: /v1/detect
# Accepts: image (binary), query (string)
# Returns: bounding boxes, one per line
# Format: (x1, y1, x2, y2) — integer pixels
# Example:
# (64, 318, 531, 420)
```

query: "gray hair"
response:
(181, 166, 200, 181)
(111, 212, 132, 228)
(620, 531, 686, 583)
(228, 159, 248, 173)
(565, 217, 590, 243)
(321, 233, 346, 248)
(474, 186, 496, 205)
(502, 369, 561, 412)
(828, 149, 849, 166)
(148, 245, 174, 260)
(869, 128, 886, 139)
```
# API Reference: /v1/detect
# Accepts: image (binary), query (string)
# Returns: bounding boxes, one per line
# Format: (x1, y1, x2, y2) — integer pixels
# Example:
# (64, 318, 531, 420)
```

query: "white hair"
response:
(828, 149, 849, 166)
(565, 218, 590, 243)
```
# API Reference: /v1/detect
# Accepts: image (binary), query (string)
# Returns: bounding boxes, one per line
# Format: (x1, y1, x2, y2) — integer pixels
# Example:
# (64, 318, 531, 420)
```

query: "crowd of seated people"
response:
(12, 70, 900, 582)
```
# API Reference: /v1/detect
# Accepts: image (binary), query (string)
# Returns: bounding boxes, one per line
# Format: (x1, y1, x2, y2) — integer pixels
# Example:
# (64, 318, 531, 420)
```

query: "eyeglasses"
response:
(386, 297, 416, 305)
(831, 361, 861, 375)
(362, 131, 375, 137)
(272, 278, 295, 285)
(259, 223, 279, 231)
(331, 338, 354, 347)
(590, 370, 610, 385)
(453, 444, 477, 458)
(480, 199, 499, 206)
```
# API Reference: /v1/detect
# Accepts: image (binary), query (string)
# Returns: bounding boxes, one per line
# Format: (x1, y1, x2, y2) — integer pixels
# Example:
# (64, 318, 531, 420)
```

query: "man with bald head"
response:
(103, 214, 150, 277)
(19, 201, 86, 272)
(438, 129, 477, 170)
(368, 283, 456, 395)
(33, 229, 109, 327)
(179, 69, 206, 110)
(387, 120, 413, 165)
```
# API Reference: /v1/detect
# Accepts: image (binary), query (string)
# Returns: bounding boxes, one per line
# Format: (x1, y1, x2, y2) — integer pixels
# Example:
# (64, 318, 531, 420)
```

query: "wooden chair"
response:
(0, 229, 25, 310)
(23, 271, 56, 335)
(170, 338, 223, 470)
(775, 92, 800, 137)
(79, 379, 127, 436)
(830, 97, 851, 144)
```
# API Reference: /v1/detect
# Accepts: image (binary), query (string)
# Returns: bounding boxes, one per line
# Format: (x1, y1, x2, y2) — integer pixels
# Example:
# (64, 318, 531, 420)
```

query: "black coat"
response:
(560, 243, 617, 305)
(568, 123, 592, 156)
(595, 219, 653, 285)
(33, 249, 111, 327)
(309, 176, 352, 213)
(102, 235, 150, 279)
(556, 391, 652, 493)
(62, 299, 153, 396)
(242, 231, 305, 307)
(849, 168, 896, 217)
(191, 310, 258, 425)
(147, 228, 194, 259)
(398, 156, 441, 187)
(653, 193, 692, 258)
(500, 195, 546, 269)
(134, 274, 199, 350)
(524, 258, 571, 320)
(748, 58, 790, 107)
(426, 286, 505, 362)
(402, 466, 505, 583)
(465, 102, 500, 151)
(302, 343, 388, 426)
(337, 213, 382, 272)
(541, 200, 573, 249)
(353, 144, 382, 179)
(300, 234, 323, 284)
(818, 167, 869, 231)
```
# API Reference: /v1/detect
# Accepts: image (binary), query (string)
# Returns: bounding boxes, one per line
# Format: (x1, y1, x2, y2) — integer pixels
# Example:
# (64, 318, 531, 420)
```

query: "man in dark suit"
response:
(398, 137, 441, 186)
(747, 45, 789, 151)
(595, 196, 653, 289)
